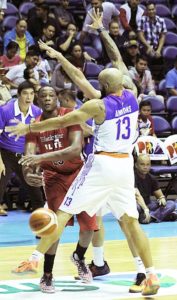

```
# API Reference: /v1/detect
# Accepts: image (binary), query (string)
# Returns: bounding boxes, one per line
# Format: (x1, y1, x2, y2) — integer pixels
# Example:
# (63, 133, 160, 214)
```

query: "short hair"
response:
(26, 48, 40, 57)
(16, 18, 27, 25)
(36, 3, 49, 11)
(6, 41, 19, 51)
(58, 89, 76, 102)
(136, 55, 148, 64)
(139, 100, 152, 110)
(38, 85, 56, 95)
(146, 1, 155, 8)
(18, 81, 35, 94)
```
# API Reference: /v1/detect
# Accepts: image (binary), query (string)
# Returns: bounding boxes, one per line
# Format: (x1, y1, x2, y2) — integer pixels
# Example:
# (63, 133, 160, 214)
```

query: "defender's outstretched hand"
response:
(5, 119, 29, 141)
(38, 40, 62, 60)
(87, 8, 103, 30)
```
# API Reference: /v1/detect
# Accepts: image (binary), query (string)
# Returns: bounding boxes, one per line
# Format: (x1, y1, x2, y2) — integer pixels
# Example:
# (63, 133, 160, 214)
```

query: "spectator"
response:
(122, 39, 140, 69)
(2, 49, 40, 96)
(129, 55, 164, 103)
(0, 41, 21, 71)
(0, 81, 44, 216)
(28, 0, 46, 19)
(135, 154, 177, 224)
(27, 3, 60, 40)
(39, 22, 57, 71)
(51, 64, 76, 94)
(52, 0, 75, 32)
(165, 56, 177, 96)
(119, 0, 144, 37)
(79, 0, 119, 55)
(57, 22, 78, 56)
(3, 19, 35, 62)
(138, 100, 155, 137)
(137, 2, 167, 81)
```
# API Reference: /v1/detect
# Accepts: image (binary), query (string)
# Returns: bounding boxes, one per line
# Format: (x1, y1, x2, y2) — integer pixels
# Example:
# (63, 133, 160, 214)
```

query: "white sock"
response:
(134, 257, 146, 274)
(93, 246, 104, 267)
(29, 250, 43, 262)
(146, 266, 155, 278)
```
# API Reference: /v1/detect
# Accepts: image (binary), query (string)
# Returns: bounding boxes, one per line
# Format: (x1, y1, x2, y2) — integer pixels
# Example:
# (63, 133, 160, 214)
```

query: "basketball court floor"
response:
(1, 211, 177, 300)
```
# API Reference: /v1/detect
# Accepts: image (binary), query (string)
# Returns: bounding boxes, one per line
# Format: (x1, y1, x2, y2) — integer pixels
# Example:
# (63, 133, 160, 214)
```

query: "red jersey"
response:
(26, 107, 83, 174)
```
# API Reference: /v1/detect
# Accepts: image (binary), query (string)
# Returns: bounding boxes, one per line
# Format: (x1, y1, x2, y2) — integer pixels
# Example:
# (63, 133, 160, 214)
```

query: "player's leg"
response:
(119, 214, 160, 296)
(119, 219, 146, 293)
(90, 217, 110, 277)
(40, 240, 59, 293)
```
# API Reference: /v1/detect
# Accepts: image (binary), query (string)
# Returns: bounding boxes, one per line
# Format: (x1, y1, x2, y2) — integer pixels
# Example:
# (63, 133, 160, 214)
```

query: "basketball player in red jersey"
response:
(13, 85, 97, 293)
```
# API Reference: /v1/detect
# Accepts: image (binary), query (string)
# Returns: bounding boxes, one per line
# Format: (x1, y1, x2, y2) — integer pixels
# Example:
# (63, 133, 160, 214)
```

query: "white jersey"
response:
(93, 90, 139, 153)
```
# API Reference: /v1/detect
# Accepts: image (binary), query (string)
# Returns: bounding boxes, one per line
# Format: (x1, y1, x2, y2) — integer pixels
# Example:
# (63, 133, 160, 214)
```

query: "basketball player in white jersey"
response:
(6, 56, 160, 299)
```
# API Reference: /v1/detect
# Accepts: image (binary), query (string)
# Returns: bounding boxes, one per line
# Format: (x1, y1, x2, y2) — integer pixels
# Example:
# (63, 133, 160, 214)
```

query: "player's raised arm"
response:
(5, 99, 103, 140)
(88, 9, 137, 96)
(38, 40, 100, 100)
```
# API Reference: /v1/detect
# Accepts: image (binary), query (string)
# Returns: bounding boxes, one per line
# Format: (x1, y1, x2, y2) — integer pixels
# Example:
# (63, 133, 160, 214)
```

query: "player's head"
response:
(37, 85, 58, 112)
(135, 154, 151, 175)
(98, 68, 123, 96)
(139, 100, 152, 119)
(58, 89, 76, 108)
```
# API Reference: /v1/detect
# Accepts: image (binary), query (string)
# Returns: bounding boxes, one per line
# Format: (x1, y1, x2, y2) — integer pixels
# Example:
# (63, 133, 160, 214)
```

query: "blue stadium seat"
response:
(2, 16, 19, 31)
(156, 4, 171, 18)
(165, 32, 177, 46)
(4, 3, 19, 17)
(19, 2, 35, 19)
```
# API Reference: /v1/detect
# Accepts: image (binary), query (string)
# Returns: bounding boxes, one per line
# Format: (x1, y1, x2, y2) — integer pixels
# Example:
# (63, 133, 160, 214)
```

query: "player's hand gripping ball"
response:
(29, 208, 58, 237)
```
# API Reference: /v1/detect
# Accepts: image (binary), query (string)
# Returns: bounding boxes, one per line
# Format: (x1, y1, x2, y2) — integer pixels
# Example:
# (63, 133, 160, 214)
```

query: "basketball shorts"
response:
(43, 170, 98, 231)
(60, 153, 139, 220)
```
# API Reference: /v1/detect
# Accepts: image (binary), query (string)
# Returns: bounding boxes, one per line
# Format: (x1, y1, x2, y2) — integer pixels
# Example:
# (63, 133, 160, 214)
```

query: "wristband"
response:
(97, 26, 105, 33)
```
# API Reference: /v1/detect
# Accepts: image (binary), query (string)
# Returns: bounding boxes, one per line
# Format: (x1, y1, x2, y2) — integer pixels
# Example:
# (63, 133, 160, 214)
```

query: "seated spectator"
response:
(135, 154, 177, 224)
(52, 0, 75, 32)
(79, 0, 119, 55)
(102, 20, 126, 65)
(128, 30, 138, 41)
(119, 0, 144, 37)
(36, 56, 51, 86)
(39, 22, 57, 71)
(3, 19, 35, 62)
(27, 3, 60, 40)
(138, 100, 155, 137)
(137, 2, 167, 81)
(2, 49, 40, 96)
(165, 56, 177, 96)
(51, 64, 76, 94)
(129, 55, 164, 103)
(57, 22, 78, 56)
(69, 43, 96, 73)
(0, 41, 21, 71)
(122, 40, 140, 69)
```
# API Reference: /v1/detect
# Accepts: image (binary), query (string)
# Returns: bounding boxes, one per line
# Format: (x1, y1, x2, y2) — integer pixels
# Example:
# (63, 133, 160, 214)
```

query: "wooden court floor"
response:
(1, 237, 177, 299)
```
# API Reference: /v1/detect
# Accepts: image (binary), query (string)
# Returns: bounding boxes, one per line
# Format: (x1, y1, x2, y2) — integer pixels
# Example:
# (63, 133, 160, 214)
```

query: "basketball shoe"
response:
(71, 252, 92, 283)
(12, 260, 39, 274)
(40, 274, 55, 293)
(89, 260, 110, 277)
(129, 273, 146, 293)
(142, 274, 160, 296)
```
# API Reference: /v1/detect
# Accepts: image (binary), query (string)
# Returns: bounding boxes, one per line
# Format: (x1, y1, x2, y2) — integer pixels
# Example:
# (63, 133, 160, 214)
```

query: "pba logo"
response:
(1, 270, 177, 300)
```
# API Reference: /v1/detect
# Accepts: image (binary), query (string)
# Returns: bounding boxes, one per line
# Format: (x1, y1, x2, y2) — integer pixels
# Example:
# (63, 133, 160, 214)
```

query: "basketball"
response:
(29, 208, 58, 237)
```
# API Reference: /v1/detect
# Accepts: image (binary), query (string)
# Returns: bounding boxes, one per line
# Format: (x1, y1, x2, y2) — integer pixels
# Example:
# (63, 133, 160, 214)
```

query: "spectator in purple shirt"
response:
(0, 81, 44, 216)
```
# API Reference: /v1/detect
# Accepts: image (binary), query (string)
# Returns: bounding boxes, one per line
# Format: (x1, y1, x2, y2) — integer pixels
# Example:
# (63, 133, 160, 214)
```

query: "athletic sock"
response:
(93, 246, 104, 267)
(74, 242, 88, 260)
(133, 256, 146, 274)
(29, 250, 44, 262)
(44, 254, 56, 274)
(145, 266, 155, 278)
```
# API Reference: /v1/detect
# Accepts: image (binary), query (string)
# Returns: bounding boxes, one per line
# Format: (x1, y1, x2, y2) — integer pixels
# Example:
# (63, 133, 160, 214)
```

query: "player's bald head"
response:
(98, 68, 123, 94)
(137, 154, 151, 164)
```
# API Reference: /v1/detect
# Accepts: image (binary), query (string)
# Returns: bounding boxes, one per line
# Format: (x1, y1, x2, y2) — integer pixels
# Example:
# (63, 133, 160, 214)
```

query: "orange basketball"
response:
(29, 208, 58, 237)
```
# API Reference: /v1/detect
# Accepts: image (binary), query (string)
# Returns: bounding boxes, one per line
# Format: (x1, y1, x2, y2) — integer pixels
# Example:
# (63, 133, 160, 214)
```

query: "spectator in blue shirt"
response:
(165, 56, 177, 96)
(0, 81, 44, 216)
